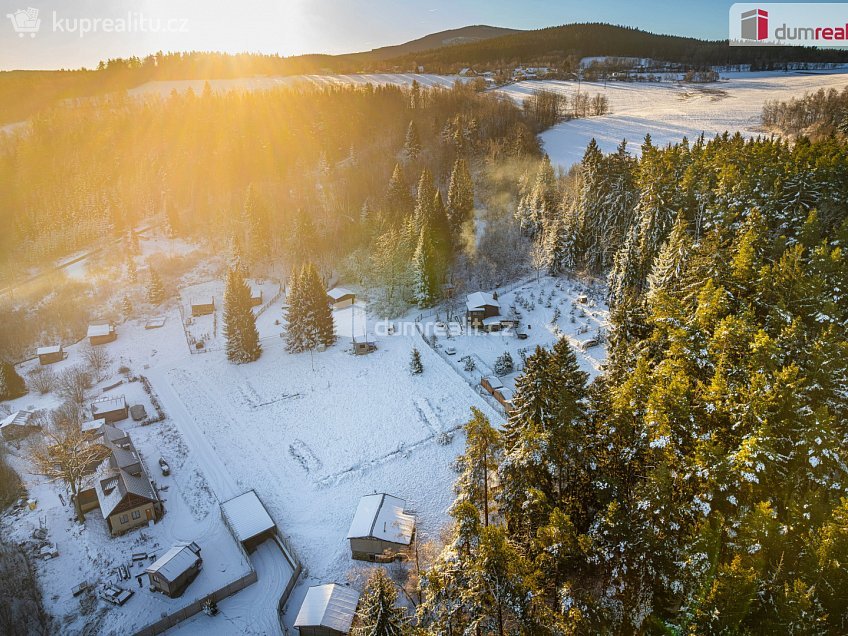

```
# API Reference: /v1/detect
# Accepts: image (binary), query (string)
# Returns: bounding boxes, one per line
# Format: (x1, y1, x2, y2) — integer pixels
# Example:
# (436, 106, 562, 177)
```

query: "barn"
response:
(327, 287, 356, 310)
(294, 583, 361, 636)
(191, 297, 215, 317)
(36, 344, 65, 365)
(91, 395, 128, 423)
(87, 323, 117, 346)
(220, 490, 277, 553)
(347, 493, 415, 562)
(146, 542, 203, 598)
(0, 411, 40, 441)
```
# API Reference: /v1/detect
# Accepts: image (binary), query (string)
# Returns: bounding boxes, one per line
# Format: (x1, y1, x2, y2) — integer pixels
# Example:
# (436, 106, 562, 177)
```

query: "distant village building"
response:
(191, 297, 215, 317)
(347, 493, 415, 562)
(91, 395, 129, 423)
(466, 291, 500, 328)
(0, 410, 40, 441)
(250, 287, 263, 307)
(146, 542, 203, 598)
(220, 490, 277, 553)
(294, 583, 361, 636)
(327, 287, 356, 310)
(78, 424, 162, 535)
(87, 323, 117, 346)
(36, 344, 65, 365)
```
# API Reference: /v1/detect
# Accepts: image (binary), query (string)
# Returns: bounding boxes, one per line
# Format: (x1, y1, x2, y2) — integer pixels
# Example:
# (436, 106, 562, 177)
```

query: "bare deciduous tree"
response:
(82, 344, 111, 382)
(27, 367, 56, 395)
(29, 410, 109, 523)
(55, 366, 92, 406)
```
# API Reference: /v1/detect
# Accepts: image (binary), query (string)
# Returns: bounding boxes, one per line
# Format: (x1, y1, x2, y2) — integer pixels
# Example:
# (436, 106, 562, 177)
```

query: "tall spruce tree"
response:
(285, 263, 335, 352)
(0, 360, 27, 401)
(446, 157, 474, 232)
(412, 226, 439, 308)
(224, 264, 261, 363)
(147, 268, 165, 305)
(352, 568, 408, 636)
(403, 120, 422, 161)
(385, 163, 413, 224)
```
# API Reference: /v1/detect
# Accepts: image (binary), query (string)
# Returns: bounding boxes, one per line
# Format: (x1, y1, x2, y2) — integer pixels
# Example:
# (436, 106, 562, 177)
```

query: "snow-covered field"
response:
(128, 73, 470, 99)
(497, 70, 848, 167)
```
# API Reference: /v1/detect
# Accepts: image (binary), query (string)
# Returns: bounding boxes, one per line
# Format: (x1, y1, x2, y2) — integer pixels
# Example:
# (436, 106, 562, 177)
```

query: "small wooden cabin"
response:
(0, 411, 40, 441)
(87, 323, 116, 346)
(294, 584, 361, 636)
(191, 298, 215, 317)
(466, 292, 500, 328)
(91, 395, 129, 423)
(37, 344, 65, 365)
(250, 288, 263, 307)
(347, 493, 415, 562)
(327, 287, 356, 310)
(481, 376, 503, 395)
(146, 542, 202, 598)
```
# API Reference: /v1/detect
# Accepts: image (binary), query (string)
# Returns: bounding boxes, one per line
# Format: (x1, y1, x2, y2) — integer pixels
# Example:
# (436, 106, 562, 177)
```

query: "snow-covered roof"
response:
(146, 543, 200, 583)
(482, 316, 503, 326)
(94, 464, 157, 518)
(91, 395, 127, 416)
(87, 323, 114, 338)
(327, 287, 355, 301)
(0, 410, 34, 429)
(221, 491, 276, 542)
(81, 418, 106, 434)
(36, 345, 62, 355)
(483, 376, 503, 390)
(466, 291, 499, 311)
(346, 493, 415, 545)
(496, 388, 514, 402)
(294, 583, 360, 632)
(191, 297, 214, 306)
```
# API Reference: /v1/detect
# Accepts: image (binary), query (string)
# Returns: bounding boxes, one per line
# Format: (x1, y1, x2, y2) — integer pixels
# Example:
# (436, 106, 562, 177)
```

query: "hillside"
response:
(366, 25, 521, 60)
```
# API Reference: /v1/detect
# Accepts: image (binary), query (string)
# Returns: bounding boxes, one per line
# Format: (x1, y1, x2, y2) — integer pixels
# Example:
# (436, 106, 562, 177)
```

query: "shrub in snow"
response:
(410, 347, 424, 375)
(462, 355, 476, 372)
(437, 431, 454, 445)
(27, 367, 55, 395)
(494, 351, 514, 375)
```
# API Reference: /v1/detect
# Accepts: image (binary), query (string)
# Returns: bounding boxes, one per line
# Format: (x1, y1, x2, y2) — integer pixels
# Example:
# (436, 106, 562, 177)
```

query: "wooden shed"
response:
(146, 542, 202, 598)
(36, 344, 65, 365)
(220, 490, 277, 553)
(347, 493, 415, 562)
(0, 411, 40, 441)
(191, 297, 215, 317)
(494, 387, 515, 413)
(481, 376, 503, 395)
(87, 323, 117, 346)
(327, 287, 356, 310)
(294, 583, 361, 636)
(91, 395, 128, 423)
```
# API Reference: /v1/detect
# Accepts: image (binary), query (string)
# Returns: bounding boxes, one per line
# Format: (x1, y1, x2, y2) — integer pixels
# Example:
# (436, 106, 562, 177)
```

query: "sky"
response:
(0, 0, 811, 71)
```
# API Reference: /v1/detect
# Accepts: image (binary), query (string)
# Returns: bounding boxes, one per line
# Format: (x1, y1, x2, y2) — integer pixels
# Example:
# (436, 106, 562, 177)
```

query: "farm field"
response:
(496, 69, 848, 167)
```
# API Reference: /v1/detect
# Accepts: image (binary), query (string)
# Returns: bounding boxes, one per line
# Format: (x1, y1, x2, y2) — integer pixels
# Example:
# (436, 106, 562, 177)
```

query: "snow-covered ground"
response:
(128, 73, 470, 99)
(7, 265, 605, 634)
(496, 69, 848, 167)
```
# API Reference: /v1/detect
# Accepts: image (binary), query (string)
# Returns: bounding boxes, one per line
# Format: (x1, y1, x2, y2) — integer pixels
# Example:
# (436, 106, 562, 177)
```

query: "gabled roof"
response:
(0, 410, 35, 429)
(191, 297, 215, 306)
(94, 464, 157, 518)
(81, 418, 106, 434)
(496, 387, 515, 401)
(91, 395, 127, 416)
(347, 493, 415, 545)
(483, 376, 504, 390)
(466, 291, 499, 311)
(327, 287, 355, 301)
(146, 543, 201, 582)
(294, 584, 360, 632)
(221, 491, 276, 542)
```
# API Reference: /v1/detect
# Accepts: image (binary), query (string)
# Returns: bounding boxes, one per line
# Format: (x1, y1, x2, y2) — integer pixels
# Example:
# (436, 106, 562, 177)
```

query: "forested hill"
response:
(388, 23, 848, 73)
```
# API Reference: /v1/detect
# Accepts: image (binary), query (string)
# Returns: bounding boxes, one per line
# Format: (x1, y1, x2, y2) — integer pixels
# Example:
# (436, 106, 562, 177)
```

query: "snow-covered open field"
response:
(497, 70, 848, 167)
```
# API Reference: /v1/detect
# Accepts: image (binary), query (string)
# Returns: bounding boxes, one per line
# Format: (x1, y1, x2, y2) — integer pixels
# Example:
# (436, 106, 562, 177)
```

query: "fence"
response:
(133, 568, 258, 636)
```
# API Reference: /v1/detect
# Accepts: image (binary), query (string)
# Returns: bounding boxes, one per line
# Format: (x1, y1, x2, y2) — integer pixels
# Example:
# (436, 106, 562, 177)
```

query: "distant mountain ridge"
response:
(365, 25, 521, 60)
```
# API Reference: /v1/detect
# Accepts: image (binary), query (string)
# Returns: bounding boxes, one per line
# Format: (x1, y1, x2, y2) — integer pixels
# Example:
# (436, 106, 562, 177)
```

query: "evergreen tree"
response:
(352, 568, 408, 636)
(646, 212, 692, 302)
(147, 268, 165, 305)
(0, 360, 27, 401)
(404, 120, 422, 161)
(126, 258, 137, 282)
(413, 168, 437, 229)
(455, 407, 501, 527)
(121, 295, 133, 317)
(412, 227, 439, 308)
(285, 263, 335, 352)
(446, 157, 474, 232)
(224, 264, 261, 363)
(385, 163, 413, 224)
(243, 184, 271, 263)
(410, 347, 423, 374)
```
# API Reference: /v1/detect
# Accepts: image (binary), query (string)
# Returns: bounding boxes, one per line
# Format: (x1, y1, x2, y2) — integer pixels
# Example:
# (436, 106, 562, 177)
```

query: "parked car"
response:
(158, 458, 170, 476)
(445, 347, 457, 355)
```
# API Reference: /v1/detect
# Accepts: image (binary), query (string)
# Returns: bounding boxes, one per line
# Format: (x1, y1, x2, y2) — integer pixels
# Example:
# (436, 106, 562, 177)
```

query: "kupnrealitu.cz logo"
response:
(6, 7, 41, 37)
(731, 3, 848, 46)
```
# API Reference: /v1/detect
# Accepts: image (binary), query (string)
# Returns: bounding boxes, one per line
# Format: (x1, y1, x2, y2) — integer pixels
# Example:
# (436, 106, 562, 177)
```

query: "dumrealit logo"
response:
(730, 3, 848, 46)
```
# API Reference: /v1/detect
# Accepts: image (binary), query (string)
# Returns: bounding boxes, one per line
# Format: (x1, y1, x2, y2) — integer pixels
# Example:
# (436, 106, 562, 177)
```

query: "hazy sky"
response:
(0, 0, 785, 71)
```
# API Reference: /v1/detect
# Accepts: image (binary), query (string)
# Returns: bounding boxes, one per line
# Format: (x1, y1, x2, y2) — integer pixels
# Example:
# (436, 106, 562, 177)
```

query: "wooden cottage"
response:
(0, 411, 40, 441)
(466, 292, 500, 328)
(347, 493, 415, 562)
(294, 583, 361, 636)
(87, 323, 116, 346)
(36, 344, 65, 365)
(91, 395, 128, 423)
(191, 297, 215, 317)
(146, 542, 202, 598)
(327, 287, 356, 310)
